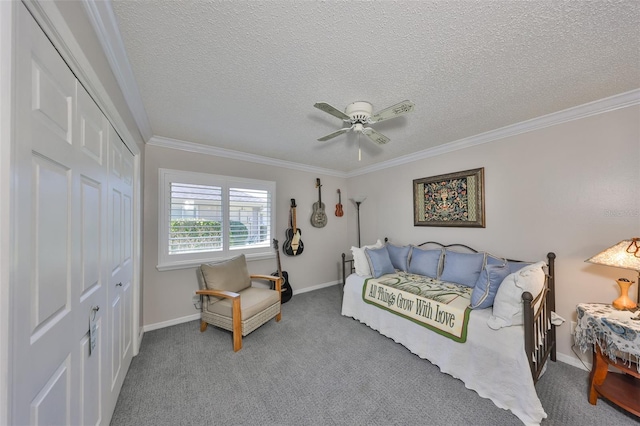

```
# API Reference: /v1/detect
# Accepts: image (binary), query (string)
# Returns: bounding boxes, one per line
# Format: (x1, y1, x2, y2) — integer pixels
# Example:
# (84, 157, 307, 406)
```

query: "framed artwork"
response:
(413, 167, 485, 227)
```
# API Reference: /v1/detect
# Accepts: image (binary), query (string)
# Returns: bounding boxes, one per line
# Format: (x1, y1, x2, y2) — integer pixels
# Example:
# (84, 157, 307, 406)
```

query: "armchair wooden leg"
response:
(232, 297, 242, 352)
(200, 320, 208, 332)
(232, 330, 242, 352)
(276, 312, 281, 322)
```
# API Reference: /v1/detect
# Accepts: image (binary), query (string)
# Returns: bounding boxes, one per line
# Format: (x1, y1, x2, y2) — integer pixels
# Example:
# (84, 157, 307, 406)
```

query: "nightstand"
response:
(574, 303, 640, 417)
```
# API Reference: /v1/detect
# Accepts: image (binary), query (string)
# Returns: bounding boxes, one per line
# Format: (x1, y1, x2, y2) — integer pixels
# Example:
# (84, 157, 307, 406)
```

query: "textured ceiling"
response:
(110, 0, 640, 173)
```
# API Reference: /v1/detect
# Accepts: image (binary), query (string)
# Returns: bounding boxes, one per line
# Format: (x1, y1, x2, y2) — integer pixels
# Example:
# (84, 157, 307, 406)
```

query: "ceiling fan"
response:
(313, 100, 415, 145)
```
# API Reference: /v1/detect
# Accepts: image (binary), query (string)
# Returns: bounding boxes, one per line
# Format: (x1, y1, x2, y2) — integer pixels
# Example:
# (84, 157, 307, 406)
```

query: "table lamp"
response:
(585, 237, 640, 310)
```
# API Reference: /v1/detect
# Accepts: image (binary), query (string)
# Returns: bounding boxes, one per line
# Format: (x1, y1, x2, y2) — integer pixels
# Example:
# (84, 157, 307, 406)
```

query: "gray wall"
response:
(143, 144, 349, 326)
(349, 105, 640, 363)
(141, 103, 639, 366)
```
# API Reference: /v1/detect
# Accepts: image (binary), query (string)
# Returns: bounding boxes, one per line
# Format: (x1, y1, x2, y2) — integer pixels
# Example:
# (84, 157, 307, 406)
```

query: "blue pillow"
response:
(486, 253, 506, 267)
(507, 261, 532, 274)
(408, 247, 442, 278)
(470, 264, 511, 309)
(439, 250, 485, 287)
(365, 246, 395, 278)
(386, 243, 411, 271)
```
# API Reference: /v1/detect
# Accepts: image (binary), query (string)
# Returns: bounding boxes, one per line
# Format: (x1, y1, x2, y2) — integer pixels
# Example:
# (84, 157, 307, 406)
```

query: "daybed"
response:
(341, 240, 557, 426)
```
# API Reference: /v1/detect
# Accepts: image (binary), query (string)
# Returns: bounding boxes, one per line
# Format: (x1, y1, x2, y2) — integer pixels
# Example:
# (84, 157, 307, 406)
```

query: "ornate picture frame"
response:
(413, 167, 485, 227)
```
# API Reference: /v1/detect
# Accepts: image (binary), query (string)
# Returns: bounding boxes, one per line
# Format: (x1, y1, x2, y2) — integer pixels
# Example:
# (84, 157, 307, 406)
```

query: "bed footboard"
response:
(523, 252, 556, 383)
(341, 253, 354, 287)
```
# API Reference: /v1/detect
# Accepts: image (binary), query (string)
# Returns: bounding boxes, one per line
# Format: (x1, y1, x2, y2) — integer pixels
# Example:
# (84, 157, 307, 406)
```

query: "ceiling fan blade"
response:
(317, 127, 350, 142)
(362, 127, 390, 145)
(369, 100, 415, 123)
(314, 102, 351, 121)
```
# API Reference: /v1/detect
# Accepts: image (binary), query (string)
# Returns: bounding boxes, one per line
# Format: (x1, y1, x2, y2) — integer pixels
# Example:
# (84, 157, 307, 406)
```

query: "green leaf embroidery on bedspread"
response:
(362, 272, 472, 342)
(381, 272, 473, 303)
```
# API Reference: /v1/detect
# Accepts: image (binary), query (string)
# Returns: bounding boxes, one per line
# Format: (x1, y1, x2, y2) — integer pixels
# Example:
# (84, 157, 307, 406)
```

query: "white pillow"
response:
(351, 239, 384, 276)
(487, 261, 546, 330)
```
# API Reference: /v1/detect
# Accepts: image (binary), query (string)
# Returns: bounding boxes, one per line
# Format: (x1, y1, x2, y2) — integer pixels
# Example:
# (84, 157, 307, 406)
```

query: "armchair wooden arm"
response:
(250, 274, 282, 292)
(196, 289, 240, 299)
(250, 275, 282, 321)
(196, 289, 242, 347)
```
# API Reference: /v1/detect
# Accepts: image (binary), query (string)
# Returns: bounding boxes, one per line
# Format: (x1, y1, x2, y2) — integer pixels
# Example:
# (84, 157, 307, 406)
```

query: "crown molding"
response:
(82, 0, 153, 143)
(147, 136, 348, 178)
(347, 88, 640, 177)
(149, 89, 638, 179)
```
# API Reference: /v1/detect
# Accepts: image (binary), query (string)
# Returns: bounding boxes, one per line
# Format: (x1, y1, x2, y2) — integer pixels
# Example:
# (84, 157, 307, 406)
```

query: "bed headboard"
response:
(415, 240, 538, 264)
(341, 238, 553, 284)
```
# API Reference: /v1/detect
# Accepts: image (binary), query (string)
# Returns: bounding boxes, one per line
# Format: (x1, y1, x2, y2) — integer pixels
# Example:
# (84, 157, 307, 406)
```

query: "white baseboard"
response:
(293, 280, 340, 295)
(142, 282, 341, 333)
(143, 313, 200, 333)
(134, 327, 144, 355)
(556, 351, 590, 371)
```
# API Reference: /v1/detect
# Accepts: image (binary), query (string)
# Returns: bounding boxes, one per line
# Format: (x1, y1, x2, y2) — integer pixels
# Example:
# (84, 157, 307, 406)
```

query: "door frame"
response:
(0, 2, 15, 424)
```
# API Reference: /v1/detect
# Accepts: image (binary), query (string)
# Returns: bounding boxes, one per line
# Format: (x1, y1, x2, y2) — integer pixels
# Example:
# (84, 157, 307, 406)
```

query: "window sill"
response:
(156, 251, 275, 272)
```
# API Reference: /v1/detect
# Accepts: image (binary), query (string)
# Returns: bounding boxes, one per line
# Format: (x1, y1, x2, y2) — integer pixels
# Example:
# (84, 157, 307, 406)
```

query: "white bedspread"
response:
(341, 273, 546, 426)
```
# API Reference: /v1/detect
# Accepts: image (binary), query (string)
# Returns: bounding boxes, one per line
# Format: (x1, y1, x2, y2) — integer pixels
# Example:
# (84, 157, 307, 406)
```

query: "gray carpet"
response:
(111, 285, 639, 426)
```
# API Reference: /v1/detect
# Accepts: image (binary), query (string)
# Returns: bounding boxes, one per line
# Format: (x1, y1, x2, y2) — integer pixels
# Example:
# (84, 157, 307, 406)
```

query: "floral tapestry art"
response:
(413, 168, 485, 227)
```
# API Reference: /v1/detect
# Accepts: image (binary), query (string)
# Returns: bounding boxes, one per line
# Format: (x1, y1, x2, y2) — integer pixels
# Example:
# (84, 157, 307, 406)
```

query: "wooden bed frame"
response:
(341, 241, 556, 384)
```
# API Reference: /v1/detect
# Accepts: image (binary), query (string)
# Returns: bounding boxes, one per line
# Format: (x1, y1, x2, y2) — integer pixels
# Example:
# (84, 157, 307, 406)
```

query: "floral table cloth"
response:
(575, 303, 640, 372)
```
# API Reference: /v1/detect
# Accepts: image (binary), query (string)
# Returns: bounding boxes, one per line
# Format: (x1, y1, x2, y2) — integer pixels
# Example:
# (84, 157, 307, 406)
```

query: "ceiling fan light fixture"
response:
(345, 101, 373, 123)
(314, 99, 414, 157)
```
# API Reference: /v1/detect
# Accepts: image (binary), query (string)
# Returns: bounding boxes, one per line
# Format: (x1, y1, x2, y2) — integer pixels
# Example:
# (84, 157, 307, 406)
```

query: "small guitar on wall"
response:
(335, 189, 344, 217)
(283, 199, 303, 256)
(311, 178, 328, 228)
(272, 239, 292, 303)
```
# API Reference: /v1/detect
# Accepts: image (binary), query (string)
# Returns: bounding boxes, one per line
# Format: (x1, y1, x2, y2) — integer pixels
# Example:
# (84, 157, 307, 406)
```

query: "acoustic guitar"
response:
(335, 189, 344, 217)
(283, 199, 303, 256)
(271, 239, 292, 303)
(310, 178, 328, 228)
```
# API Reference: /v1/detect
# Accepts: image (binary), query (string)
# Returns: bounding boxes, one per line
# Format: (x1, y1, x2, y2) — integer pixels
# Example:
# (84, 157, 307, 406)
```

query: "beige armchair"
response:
(196, 254, 282, 352)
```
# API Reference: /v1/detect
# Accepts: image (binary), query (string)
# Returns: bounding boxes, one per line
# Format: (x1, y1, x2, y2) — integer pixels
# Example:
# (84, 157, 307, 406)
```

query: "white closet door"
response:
(106, 124, 134, 411)
(12, 5, 108, 425)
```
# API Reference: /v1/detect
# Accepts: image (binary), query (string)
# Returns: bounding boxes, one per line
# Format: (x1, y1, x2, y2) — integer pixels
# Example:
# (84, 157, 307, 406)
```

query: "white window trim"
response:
(157, 168, 276, 271)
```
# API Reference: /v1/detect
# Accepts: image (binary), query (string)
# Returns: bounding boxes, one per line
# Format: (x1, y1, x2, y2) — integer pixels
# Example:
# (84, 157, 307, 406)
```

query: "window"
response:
(158, 168, 275, 271)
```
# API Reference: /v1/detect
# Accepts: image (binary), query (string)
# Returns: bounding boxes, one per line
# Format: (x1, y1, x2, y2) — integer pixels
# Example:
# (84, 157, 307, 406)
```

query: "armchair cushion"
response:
(208, 287, 280, 320)
(200, 254, 251, 294)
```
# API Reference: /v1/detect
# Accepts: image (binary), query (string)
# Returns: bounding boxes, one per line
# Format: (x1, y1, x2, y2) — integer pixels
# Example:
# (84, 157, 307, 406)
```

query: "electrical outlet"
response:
(570, 321, 577, 334)
(192, 294, 200, 304)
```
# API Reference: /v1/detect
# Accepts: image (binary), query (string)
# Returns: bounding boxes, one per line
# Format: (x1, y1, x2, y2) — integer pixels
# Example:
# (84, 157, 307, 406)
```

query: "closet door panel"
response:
(106, 126, 134, 408)
(30, 357, 71, 426)
(31, 154, 71, 328)
(80, 176, 102, 296)
(13, 7, 78, 424)
(12, 5, 110, 425)
(30, 57, 72, 146)
(74, 84, 109, 426)
(79, 319, 102, 426)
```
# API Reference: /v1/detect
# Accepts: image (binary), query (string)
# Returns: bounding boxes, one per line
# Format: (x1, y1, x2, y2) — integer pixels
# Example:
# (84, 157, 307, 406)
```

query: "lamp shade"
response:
(585, 238, 640, 271)
(352, 195, 367, 203)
